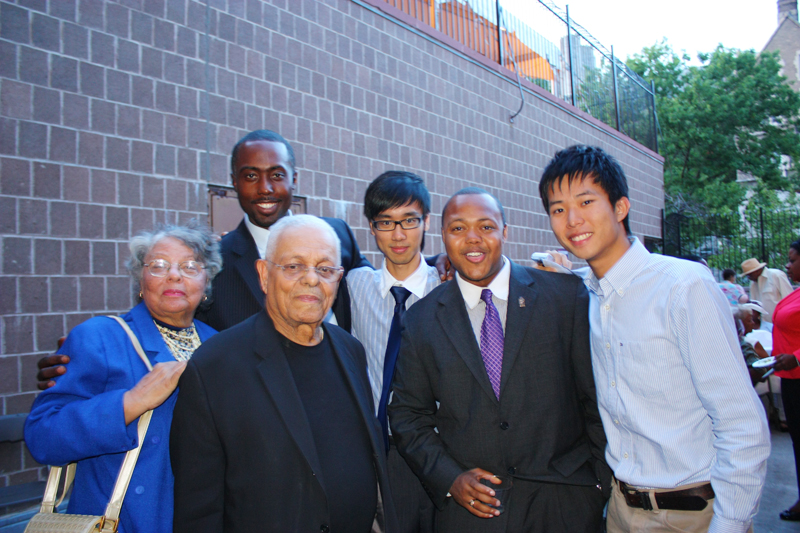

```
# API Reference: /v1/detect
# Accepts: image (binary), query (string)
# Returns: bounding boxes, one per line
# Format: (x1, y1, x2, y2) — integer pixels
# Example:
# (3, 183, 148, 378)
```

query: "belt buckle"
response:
(639, 491, 653, 511)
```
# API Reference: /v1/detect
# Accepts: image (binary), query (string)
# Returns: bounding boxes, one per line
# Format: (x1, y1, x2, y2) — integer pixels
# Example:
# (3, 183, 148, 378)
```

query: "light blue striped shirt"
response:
(347, 257, 441, 414)
(582, 239, 769, 533)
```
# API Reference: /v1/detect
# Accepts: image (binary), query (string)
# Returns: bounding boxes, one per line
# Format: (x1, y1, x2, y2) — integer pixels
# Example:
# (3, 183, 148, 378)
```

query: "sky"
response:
(500, 0, 782, 63)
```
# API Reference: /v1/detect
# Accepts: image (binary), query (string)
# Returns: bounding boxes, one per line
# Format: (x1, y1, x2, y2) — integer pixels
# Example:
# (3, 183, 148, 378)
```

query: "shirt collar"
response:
(456, 256, 511, 309)
(243, 211, 292, 260)
(586, 237, 649, 297)
(380, 254, 430, 299)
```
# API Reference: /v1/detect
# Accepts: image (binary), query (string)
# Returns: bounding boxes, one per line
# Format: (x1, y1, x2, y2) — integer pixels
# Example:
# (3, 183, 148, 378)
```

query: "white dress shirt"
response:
(243, 215, 271, 260)
(750, 267, 793, 322)
(455, 256, 510, 344)
(347, 255, 440, 413)
(583, 239, 769, 533)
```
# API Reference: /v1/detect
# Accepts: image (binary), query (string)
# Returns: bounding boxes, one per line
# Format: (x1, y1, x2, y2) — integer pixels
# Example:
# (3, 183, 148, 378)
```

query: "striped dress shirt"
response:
(347, 257, 441, 414)
(582, 239, 770, 533)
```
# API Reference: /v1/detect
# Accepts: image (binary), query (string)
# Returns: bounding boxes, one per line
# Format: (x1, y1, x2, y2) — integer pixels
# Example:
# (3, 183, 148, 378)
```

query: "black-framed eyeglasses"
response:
(371, 217, 423, 231)
(266, 260, 344, 282)
(144, 260, 205, 278)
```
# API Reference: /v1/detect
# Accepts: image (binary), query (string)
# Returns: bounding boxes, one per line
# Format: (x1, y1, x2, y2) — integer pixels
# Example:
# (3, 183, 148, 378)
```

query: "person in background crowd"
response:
(389, 188, 610, 532)
(733, 304, 770, 385)
(540, 145, 769, 533)
(170, 215, 397, 533)
(747, 299, 773, 333)
(742, 257, 793, 322)
(769, 240, 800, 521)
(25, 223, 221, 533)
(347, 171, 438, 533)
(720, 268, 749, 306)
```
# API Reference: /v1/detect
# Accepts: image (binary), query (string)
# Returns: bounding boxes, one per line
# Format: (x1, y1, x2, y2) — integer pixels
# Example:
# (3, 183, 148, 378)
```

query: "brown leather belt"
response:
(619, 481, 715, 511)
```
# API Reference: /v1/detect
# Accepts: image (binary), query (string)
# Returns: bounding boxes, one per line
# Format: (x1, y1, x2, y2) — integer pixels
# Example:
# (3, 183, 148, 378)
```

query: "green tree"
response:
(627, 40, 800, 214)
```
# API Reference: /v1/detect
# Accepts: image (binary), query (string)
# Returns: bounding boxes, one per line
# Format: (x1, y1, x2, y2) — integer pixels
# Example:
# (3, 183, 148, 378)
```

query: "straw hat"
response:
(740, 258, 767, 276)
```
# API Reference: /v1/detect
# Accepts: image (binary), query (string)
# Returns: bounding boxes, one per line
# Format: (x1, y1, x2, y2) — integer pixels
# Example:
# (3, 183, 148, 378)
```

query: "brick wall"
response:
(0, 0, 663, 487)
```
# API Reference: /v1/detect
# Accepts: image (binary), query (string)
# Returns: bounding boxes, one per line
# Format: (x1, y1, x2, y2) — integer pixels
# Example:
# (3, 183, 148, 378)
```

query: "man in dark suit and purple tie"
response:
(388, 188, 610, 532)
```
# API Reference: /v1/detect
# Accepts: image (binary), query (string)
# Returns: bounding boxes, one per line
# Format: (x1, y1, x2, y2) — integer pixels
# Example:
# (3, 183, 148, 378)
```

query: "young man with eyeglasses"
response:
(347, 171, 439, 533)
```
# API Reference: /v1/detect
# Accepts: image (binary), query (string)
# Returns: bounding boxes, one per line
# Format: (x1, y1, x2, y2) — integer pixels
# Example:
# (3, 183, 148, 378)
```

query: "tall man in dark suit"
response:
(196, 129, 371, 332)
(388, 188, 610, 532)
(171, 214, 397, 533)
(36, 130, 371, 388)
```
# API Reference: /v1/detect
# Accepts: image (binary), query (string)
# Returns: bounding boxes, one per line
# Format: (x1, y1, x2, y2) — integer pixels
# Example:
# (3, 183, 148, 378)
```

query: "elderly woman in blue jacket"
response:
(25, 223, 221, 533)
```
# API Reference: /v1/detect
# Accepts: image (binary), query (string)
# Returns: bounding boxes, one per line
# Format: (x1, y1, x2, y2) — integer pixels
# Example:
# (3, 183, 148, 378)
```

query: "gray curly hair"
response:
(127, 221, 222, 300)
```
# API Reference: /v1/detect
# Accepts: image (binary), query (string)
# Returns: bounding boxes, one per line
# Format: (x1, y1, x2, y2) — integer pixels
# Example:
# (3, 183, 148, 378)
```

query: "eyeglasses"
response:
(371, 217, 423, 231)
(144, 260, 205, 278)
(267, 260, 344, 282)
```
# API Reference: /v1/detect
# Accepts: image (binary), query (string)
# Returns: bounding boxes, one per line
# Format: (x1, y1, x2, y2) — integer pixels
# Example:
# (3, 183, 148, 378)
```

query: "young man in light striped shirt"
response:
(540, 145, 770, 533)
(347, 171, 439, 533)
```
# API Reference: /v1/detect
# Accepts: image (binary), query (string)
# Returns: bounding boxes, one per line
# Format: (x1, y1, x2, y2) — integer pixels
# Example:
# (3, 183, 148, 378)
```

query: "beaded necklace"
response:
(153, 320, 201, 362)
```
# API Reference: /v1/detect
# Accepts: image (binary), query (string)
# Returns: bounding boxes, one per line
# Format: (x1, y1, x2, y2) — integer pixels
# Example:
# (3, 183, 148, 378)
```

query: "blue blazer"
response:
(25, 303, 216, 533)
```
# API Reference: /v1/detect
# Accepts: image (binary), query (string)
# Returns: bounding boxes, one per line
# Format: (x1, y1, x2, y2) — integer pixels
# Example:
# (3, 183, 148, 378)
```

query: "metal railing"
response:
(379, 0, 658, 152)
(663, 208, 800, 282)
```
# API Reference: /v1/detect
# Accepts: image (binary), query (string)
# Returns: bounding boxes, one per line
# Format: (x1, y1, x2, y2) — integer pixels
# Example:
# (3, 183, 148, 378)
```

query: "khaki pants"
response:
(606, 478, 751, 533)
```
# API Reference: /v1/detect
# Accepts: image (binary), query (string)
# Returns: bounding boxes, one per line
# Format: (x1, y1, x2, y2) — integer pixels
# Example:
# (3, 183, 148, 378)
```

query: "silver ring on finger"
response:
(469, 499, 475, 507)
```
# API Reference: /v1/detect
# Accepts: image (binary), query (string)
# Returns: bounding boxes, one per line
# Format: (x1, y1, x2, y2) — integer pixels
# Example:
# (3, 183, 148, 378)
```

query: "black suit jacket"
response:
(196, 217, 370, 332)
(388, 262, 610, 526)
(171, 310, 398, 533)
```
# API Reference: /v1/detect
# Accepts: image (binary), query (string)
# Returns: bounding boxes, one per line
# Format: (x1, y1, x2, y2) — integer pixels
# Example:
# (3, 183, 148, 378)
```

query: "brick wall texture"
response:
(0, 0, 664, 487)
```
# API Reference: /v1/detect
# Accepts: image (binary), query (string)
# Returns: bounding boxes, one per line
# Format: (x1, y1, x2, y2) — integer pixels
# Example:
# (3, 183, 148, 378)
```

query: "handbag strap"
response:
(107, 316, 154, 371)
(100, 316, 156, 530)
(38, 316, 157, 531)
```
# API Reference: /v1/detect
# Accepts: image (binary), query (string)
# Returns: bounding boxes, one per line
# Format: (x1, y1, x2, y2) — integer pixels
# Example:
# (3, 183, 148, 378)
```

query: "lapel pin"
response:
(518, 297, 525, 308)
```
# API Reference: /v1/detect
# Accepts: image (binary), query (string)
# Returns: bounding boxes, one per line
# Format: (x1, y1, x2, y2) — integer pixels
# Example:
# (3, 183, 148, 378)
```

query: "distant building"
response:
(764, 0, 800, 94)
(763, 1, 800, 182)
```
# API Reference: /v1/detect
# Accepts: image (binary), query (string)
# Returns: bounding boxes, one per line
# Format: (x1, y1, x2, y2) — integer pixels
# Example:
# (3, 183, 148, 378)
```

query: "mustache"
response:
(250, 197, 283, 204)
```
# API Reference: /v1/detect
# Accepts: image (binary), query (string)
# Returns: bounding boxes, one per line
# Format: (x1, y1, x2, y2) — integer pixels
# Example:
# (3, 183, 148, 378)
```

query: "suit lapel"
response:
(230, 221, 265, 306)
(324, 324, 384, 456)
(500, 264, 539, 394)
(435, 281, 498, 403)
(252, 312, 327, 494)
(126, 302, 174, 367)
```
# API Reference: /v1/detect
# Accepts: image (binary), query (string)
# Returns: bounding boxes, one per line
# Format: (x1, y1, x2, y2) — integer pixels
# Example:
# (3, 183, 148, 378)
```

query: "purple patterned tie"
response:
(480, 289, 504, 399)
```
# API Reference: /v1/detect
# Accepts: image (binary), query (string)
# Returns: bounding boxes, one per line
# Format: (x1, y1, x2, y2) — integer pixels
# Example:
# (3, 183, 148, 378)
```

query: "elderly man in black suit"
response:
(388, 188, 610, 532)
(171, 214, 397, 533)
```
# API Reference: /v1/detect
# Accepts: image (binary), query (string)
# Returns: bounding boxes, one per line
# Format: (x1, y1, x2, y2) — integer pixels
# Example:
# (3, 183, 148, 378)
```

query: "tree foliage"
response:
(627, 40, 800, 213)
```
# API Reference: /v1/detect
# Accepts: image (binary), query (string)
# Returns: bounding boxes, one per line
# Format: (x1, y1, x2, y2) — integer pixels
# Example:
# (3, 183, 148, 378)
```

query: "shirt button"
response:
(320, 525, 330, 533)
(614, 419, 619, 425)
(611, 381, 616, 387)
(500, 421, 509, 430)
(604, 304, 610, 311)
(151, 436, 160, 444)
(618, 290, 624, 295)
(623, 453, 629, 459)
(507, 467, 516, 475)
(134, 485, 144, 495)
(605, 343, 611, 349)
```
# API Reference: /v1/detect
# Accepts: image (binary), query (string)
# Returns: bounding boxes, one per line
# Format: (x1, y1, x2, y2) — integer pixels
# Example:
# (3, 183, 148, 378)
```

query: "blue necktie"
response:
(480, 289, 504, 399)
(378, 286, 412, 452)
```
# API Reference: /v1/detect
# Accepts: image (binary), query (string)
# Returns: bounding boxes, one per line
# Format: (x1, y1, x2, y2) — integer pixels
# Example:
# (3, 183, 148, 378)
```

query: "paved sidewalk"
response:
(755, 428, 800, 532)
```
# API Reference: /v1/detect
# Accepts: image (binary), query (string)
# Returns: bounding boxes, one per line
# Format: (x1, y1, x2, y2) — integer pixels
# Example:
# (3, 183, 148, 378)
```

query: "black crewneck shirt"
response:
(282, 334, 378, 533)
